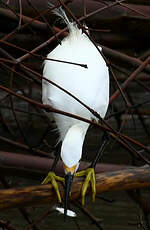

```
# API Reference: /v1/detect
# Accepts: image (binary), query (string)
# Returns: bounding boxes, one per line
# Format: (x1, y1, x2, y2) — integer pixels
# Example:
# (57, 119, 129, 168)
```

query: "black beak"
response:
(64, 172, 73, 220)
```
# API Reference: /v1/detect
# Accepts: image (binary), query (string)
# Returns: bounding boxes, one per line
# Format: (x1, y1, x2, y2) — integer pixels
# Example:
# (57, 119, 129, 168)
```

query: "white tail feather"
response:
(48, 3, 76, 32)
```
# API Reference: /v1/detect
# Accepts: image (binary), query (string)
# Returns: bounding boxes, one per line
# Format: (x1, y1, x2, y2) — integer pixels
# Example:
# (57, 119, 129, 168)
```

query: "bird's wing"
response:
(91, 62, 109, 119)
(42, 79, 49, 105)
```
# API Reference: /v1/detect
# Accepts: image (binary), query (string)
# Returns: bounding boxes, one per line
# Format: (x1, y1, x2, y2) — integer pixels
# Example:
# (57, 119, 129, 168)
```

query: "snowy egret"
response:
(42, 6, 109, 217)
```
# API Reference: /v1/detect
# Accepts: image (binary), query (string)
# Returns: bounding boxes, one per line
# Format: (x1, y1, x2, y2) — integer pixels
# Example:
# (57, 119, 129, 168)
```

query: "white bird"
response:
(42, 7, 109, 217)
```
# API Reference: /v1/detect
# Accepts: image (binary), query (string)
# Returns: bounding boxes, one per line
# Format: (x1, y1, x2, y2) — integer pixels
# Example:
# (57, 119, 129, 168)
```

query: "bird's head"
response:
(60, 124, 88, 218)
(63, 163, 79, 218)
(61, 138, 82, 218)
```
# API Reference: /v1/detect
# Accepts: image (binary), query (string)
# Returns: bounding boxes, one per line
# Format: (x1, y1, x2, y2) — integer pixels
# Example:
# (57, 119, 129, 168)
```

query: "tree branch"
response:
(0, 166, 150, 210)
(0, 151, 131, 177)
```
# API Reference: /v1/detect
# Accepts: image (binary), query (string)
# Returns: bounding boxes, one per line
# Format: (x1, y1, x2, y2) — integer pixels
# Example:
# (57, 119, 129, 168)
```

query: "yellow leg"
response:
(75, 168, 96, 205)
(42, 171, 64, 203)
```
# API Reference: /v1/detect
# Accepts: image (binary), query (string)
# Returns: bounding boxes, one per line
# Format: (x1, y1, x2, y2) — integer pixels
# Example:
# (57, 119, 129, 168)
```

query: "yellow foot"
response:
(42, 171, 64, 203)
(75, 168, 96, 205)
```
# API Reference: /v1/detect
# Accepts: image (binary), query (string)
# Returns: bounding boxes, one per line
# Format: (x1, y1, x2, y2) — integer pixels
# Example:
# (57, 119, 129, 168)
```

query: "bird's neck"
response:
(61, 123, 89, 168)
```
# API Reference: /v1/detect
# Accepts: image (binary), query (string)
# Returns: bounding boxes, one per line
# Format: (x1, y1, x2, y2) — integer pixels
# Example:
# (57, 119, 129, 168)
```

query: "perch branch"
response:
(0, 166, 150, 210)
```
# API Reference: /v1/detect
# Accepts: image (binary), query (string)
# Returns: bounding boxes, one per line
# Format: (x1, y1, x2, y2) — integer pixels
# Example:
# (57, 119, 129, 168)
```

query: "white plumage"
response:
(42, 9, 109, 170)
(42, 8, 109, 215)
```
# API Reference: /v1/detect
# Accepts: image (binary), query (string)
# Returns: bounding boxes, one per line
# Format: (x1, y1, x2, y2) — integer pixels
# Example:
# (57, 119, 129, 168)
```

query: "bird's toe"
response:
(75, 168, 96, 205)
(42, 171, 64, 203)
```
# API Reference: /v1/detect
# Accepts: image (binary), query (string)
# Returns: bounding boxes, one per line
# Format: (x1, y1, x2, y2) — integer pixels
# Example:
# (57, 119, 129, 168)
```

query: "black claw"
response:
(64, 173, 73, 220)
